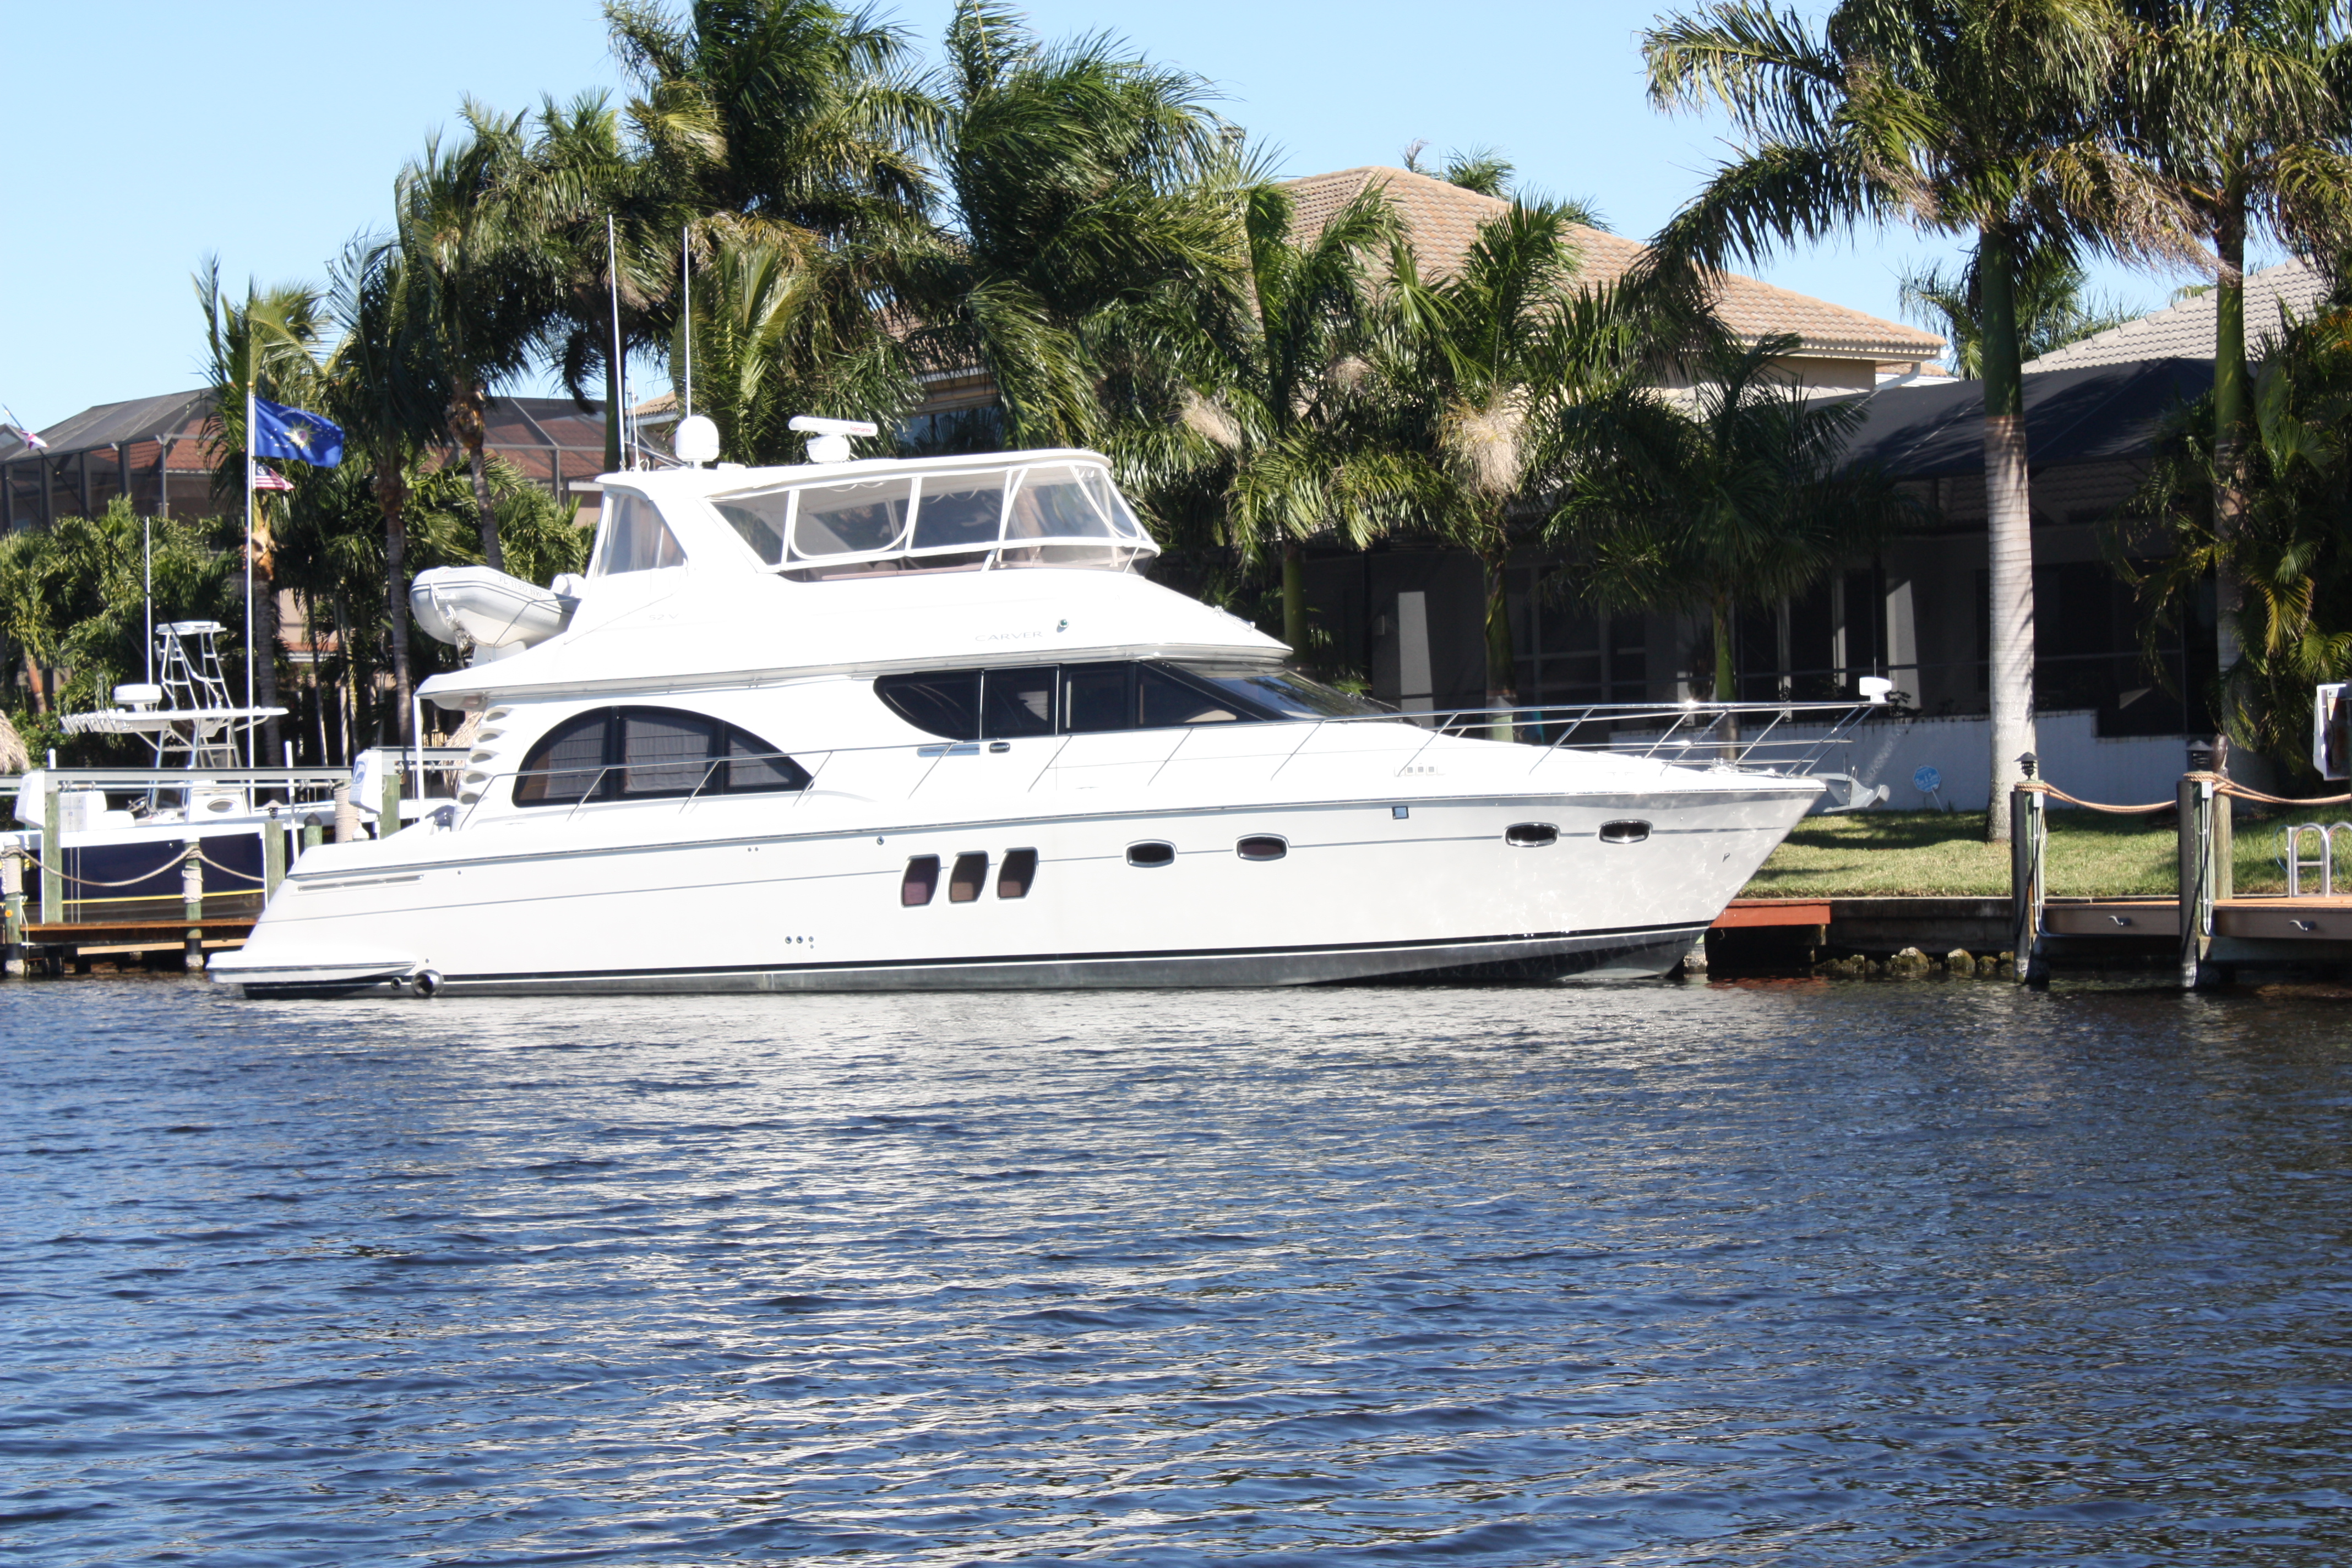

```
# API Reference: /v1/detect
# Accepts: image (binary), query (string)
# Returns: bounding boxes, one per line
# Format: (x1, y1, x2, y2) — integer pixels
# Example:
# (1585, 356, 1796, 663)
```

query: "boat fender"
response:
(409, 968, 443, 999)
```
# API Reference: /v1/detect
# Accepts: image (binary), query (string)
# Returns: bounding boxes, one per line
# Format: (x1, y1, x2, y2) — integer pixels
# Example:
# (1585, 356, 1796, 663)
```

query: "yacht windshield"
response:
(710, 459, 1157, 578)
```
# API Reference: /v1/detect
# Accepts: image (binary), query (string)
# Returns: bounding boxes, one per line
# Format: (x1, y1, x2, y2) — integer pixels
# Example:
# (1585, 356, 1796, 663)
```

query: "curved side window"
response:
(511, 711, 609, 805)
(875, 672, 981, 740)
(512, 707, 809, 806)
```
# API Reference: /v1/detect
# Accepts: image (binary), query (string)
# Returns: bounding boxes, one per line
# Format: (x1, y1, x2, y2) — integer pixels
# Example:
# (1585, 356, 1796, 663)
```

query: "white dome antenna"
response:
(673, 414, 721, 466)
(788, 415, 879, 465)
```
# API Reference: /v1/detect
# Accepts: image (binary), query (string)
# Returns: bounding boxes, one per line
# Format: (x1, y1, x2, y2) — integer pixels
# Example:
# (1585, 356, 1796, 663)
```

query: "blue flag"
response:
(252, 397, 344, 467)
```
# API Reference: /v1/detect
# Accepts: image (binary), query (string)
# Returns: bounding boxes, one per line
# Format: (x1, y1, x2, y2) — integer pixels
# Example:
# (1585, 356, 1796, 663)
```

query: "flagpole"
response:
(143, 513, 152, 686)
(607, 215, 626, 472)
(244, 380, 255, 769)
(682, 222, 692, 420)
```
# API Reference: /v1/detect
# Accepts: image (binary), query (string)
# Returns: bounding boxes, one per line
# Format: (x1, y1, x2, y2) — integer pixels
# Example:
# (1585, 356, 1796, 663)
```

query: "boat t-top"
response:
(214, 425, 1851, 997)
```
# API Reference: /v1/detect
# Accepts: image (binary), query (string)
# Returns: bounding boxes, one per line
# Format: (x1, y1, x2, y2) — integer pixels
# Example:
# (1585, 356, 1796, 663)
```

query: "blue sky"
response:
(7, 0, 2236, 431)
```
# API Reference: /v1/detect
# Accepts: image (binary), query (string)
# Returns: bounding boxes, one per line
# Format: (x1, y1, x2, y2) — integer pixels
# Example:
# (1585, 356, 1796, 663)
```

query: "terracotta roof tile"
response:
(1281, 165, 1946, 364)
(2021, 258, 2329, 372)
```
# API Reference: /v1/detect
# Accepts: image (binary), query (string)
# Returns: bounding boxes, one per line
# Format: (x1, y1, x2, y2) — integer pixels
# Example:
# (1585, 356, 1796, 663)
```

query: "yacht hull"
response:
(214, 782, 1812, 997)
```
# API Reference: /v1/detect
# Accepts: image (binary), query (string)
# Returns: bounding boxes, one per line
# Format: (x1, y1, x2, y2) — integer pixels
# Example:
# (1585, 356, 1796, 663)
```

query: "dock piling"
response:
(262, 811, 286, 898)
(2008, 760, 2046, 984)
(40, 781, 61, 926)
(182, 842, 204, 971)
(2179, 765, 2218, 989)
(2, 847, 23, 974)
(333, 784, 356, 843)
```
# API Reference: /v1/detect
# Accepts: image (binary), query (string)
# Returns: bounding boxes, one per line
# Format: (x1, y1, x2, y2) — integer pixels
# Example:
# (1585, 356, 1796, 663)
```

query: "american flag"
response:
(251, 462, 295, 493)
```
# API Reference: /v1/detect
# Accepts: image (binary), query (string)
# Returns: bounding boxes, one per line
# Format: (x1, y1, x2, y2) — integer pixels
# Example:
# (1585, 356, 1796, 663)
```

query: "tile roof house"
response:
(1, 393, 614, 532)
(2022, 257, 2330, 372)
(1280, 166, 1950, 395)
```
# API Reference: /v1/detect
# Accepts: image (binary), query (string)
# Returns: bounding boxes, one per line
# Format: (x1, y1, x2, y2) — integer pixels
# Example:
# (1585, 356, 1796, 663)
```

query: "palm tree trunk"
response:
(1484, 548, 1516, 742)
(453, 385, 503, 572)
(2212, 191, 2247, 707)
(377, 458, 414, 746)
(1281, 540, 1305, 655)
(1713, 601, 1735, 703)
(1979, 227, 2036, 844)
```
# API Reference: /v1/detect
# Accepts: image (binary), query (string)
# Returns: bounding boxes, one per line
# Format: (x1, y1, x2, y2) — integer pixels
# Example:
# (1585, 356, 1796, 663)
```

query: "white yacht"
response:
(213, 437, 1839, 997)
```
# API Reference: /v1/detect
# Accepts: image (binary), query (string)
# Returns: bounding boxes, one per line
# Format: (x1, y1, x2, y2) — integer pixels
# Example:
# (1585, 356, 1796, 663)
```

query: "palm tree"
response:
(1553, 335, 1918, 701)
(1142, 182, 1425, 652)
(322, 237, 448, 745)
(1374, 201, 1662, 725)
(906, 0, 1251, 451)
(595, 1, 940, 460)
(398, 102, 564, 571)
(2132, 300, 2352, 774)
(1644, 0, 2192, 837)
(2124, 0, 2352, 701)
(199, 260, 330, 764)
(1899, 249, 2141, 374)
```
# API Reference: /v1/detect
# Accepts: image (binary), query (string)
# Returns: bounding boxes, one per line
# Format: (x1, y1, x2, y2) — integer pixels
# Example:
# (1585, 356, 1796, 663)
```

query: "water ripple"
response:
(3, 977, 2351, 1564)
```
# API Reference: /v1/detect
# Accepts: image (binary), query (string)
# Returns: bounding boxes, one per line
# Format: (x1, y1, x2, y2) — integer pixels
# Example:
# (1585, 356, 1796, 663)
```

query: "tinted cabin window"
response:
(876, 672, 981, 741)
(948, 852, 989, 903)
(1062, 663, 1133, 733)
(1140, 665, 1241, 727)
(1126, 841, 1175, 867)
(902, 855, 940, 906)
(1505, 823, 1559, 847)
(512, 711, 611, 804)
(513, 707, 809, 806)
(998, 848, 1037, 899)
(596, 493, 686, 575)
(1236, 836, 1287, 861)
(981, 669, 1055, 737)
(620, 709, 718, 796)
(1598, 819, 1651, 845)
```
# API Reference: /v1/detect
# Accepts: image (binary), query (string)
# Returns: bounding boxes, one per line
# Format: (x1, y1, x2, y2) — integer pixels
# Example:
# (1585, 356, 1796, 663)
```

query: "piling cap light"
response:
(2018, 750, 2038, 779)
(788, 415, 879, 465)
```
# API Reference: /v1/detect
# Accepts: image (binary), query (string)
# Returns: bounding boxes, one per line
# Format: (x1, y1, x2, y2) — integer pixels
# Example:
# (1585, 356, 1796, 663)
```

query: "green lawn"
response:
(1742, 808, 2352, 899)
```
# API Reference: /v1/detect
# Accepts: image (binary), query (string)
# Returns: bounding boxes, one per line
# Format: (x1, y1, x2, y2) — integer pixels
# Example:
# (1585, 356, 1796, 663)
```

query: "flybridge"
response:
(701, 456, 1159, 580)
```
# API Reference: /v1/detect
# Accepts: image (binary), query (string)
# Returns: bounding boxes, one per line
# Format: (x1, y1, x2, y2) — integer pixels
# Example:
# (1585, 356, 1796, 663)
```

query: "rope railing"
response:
(0, 842, 266, 890)
(2022, 774, 2352, 814)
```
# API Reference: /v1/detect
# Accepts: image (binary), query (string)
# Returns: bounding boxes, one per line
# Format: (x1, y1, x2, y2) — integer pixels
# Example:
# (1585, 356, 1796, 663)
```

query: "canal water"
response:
(5, 977, 2350, 1565)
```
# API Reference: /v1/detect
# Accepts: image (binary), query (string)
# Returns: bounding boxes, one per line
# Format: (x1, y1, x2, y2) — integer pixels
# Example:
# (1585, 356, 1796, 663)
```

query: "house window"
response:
(512, 707, 810, 806)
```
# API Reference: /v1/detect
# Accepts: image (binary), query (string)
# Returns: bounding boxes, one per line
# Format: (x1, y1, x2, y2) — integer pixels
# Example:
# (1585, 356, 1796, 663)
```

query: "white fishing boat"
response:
(6, 621, 302, 913)
(213, 426, 1877, 997)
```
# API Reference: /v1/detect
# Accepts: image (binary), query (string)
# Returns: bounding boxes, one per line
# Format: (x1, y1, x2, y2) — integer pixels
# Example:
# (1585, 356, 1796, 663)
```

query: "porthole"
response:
(948, 852, 990, 902)
(1236, 835, 1287, 861)
(901, 855, 940, 906)
(1598, 820, 1652, 845)
(1126, 841, 1175, 868)
(1504, 823, 1559, 848)
(998, 848, 1038, 899)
